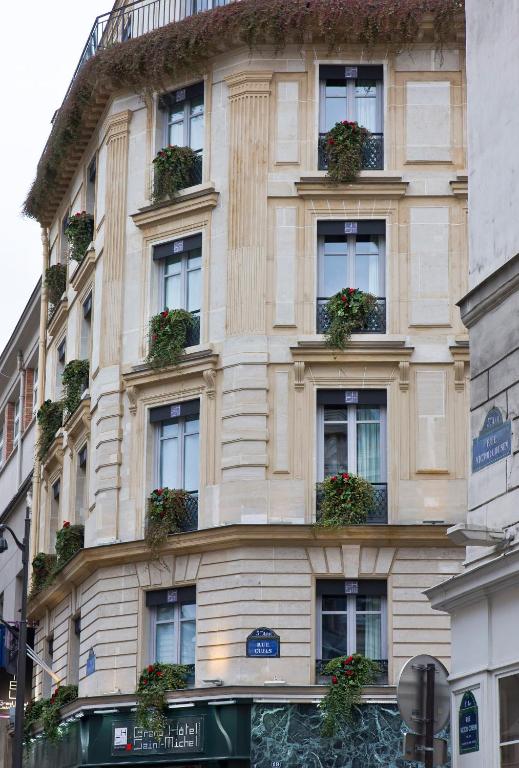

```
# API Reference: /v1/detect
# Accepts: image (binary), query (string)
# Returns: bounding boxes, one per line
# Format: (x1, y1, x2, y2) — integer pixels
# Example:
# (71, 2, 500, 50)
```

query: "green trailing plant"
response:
(324, 287, 377, 348)
(324, 120, 369, 182)
(65, 211, 94, 262)
(145, 487, 191, 555)
(24, 0, 463, 224)
(55, 522, 85, 568)
(29, 553, 57, 598)
(36, 399, 64, 460)
(316, 472, 375, 526)
(136, 663, 190, 731)
(23, 685, 78, 745)
(147, 309, 195, 368)
(62, 359, 89, 420)
(320, 654, 380, 736)
(45, 264, 67, 317)
(152, 145, 200, 203)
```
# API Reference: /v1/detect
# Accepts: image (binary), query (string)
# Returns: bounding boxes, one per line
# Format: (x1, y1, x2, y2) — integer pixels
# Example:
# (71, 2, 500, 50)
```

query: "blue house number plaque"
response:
(246, 628, 280, 658)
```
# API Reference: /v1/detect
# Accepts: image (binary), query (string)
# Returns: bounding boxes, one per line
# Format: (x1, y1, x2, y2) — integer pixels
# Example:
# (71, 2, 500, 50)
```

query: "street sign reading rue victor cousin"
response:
(246, 628, 280, 657)
(472, 407, 511, 472)
(459, 691, 479, 755)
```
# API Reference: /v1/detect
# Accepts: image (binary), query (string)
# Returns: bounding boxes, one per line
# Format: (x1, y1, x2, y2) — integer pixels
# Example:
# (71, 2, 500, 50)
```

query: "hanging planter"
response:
(324, 288, 377, 348)
(55, 522, 85, 569)
(320, 654, 380, 736)
(147, 309, 195, 368)
(29, 552, 57, 598)
(65, 211, 94, 262)
(152, 145, 200, 203)
(323, 120, 369, 183)
(145, 488, 191, 555)
(62, 359, 89, 420)
(24, 685, 78, 745)
(45, 264, 67, 318)
(36, 399, 64, 460)
(135, 663, 190, 732)
(316, 473, 375, 526)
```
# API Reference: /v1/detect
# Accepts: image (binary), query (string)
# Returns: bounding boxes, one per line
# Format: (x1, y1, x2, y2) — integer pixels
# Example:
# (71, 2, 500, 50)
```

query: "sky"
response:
(0, 0, 110, 351)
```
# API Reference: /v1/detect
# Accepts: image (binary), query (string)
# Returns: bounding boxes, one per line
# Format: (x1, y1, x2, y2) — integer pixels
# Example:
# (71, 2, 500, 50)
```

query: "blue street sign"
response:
(246, 628, 280, 658)
(459, 690, 479, 754)
(472, 407, 512, 472)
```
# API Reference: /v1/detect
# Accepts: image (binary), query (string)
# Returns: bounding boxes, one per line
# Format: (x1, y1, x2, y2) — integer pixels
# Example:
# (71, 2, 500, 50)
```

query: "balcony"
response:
(316, 659, 388, 685)
(186, 312, 201, 346)
(317, 297, 386, 334)
(316, 482, 388, 524)
(176, 491, 198, 532)
(318, 132, 384, 172)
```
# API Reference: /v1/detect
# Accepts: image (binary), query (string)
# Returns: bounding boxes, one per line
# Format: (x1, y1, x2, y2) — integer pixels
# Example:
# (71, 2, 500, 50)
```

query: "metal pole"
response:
(12, 498, 31, 768)
(424, 663, 436, 768)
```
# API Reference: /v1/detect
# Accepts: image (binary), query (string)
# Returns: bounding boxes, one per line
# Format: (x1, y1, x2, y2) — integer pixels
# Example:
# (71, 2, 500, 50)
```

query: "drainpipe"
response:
(30, 226, 50, 564)
(17, 350, 24, 488)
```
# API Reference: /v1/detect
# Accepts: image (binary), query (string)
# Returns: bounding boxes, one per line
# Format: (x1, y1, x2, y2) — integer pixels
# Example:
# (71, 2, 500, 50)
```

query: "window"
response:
(317, 390, 387, 522)
(75, 445, 88, 522)
(319, 65, 383, 170)
(153, 235, 201, 344)
(13, 399, 20, 441)
(56, 338, 66, 398)
(32, 368, 39, 415)
(42, 635, 54, 698)
(147, 587, 196, 668)
(68, 616, 81, 685)
(318, 221, 385, 300)
(163, 83, 204, 153)
(50, 479, 61, 548)
(60, 214, 69, 262)
(86, 157, 97, 216)
(317, 580, 387, 664)
(0, 425, 4, 467)
(500, 673, 519, 766)
(80, 294, 92, 360)
(150, 400, 200, 494)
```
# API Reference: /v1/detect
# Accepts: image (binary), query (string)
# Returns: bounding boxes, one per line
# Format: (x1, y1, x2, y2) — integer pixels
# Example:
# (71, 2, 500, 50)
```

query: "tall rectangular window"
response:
(152, 405, 200, 493)
(153, 235, 201, 346)
(500, 673, 519, 766)
(68, 616, 81, 686)
(56, 338, 66, 398)
(60, 214, 69, 262)
(86, 157, 97, 216)
(42, 635, 54, 699)
(164, 83, 204, 153)
(319, 65, 383, 170)
(317, 580, 387, 664)
(147, 587, 196, 668)
(50, 479, 61, 548)
(75, 445, 88, 522)
(80, 293, 93, 360)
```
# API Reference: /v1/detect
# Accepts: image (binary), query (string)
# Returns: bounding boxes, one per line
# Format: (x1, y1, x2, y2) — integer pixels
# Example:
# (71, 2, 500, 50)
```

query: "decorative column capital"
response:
(225, 71, 273, 99)
(104, 109, 133, 144)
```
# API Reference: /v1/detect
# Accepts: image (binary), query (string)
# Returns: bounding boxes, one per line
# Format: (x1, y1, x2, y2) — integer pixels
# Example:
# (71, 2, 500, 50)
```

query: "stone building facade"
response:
(0, 281, 40, 765)
(26, 1, 468, 765)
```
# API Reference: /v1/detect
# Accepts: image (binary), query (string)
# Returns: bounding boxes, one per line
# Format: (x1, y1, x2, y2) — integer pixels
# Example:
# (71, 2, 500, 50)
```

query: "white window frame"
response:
(155, 413, 200, 493)
(75, 444, 89, 523)
(316, 590, 388, 661)
(160, 245, 202, 316)
(317, 233, 386, 299)
(150, 600, 196, 666)
(165, 88, 204, 152)
(316, 402, 387, 483)
(80, 293, 93, 360)
(498, 670, 519, 764)
(319, 75, 384, 134)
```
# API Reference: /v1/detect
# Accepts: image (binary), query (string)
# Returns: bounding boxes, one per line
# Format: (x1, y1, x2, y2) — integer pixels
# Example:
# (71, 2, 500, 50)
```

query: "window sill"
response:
(41, 431, 65, 477)
(63, 397, 91, 447)
(131, 183, 219, 229)
(295, 173, 408, 199)
(70, 247, 96, 294)
(47, 298, 68, 340)
(290, 337, 413, 362)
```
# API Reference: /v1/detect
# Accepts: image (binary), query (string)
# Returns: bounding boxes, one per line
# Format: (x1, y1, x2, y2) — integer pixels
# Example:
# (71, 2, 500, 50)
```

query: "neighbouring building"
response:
(24, 1, 469, 766)
(427, 3, 519, 768)
(0, 281, 40, 765)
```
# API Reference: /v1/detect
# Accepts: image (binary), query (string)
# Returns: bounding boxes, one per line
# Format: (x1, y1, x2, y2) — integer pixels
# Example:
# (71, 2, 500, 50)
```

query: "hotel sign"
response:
(472, 407, 511, 473)
(112, 717, 204, 756)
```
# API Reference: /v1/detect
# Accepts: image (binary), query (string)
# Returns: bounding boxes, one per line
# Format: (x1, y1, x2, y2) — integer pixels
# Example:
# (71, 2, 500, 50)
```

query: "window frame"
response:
(498, 670, 519, 763)
(316, 401, 387, 483)
(155, 412, 200, 493)
(317, 231, 386, 300)
(80, 293, 93, 360)
(316, 587, 388, 662)
(32, 367, 39, 415)
(75, 444, 89, 523)
(150, 599, 197, 666)
(318, 72, 384, 135)
(164, 86, 205, 153)
(157, 238, 202, 317)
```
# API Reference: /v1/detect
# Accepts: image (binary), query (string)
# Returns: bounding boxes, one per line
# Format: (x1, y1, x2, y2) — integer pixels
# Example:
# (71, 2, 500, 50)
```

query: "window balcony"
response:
(316, 482, 388, 524)
(176, 491, 198, 532)
(186, 312, 201, 346)
(318, 132, 384, 172)
(316, 659, 388, 685)
(316, 297, 386, 334)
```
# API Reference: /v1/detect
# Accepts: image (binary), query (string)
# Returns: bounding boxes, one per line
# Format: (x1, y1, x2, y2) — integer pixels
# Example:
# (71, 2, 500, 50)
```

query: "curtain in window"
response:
(355, 82, 377, 132)
(356, 597, 382, 659)
(357, 408, 380, 482)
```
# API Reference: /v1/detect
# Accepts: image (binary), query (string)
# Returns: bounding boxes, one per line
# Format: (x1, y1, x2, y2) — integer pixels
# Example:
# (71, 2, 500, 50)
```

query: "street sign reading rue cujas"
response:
(246, 628, 280, 657)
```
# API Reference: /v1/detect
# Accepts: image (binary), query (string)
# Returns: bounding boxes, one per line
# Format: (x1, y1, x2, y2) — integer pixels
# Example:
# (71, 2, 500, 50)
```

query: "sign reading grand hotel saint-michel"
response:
(112, 717, 204, 756)
(472, 407, 512, 473)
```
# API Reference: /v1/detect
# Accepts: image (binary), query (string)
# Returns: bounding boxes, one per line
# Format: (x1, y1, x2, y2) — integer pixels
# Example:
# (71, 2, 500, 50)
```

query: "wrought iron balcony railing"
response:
(318, 132, 384, 172)
(316, 482, 388, 525)
(176, 491, 198, 532)
(186, 312, 201, 346)
(316, 659, 388, 685)
(317, 297, 386, 334)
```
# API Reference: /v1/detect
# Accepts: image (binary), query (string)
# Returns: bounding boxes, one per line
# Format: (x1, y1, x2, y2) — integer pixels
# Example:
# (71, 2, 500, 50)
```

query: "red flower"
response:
(327, 138, 335, 145)
(349, 288, 355, 294)
(161, 310, 169, 318)
(341, 295, 347, 302)
(63, 521, 70, 528)
(345, 474, 350, 481)
(331, 675, 338, 684)
(346, 670, 354, 677)
(147, 665, 153, 673)
(345, 655, 353, 663)
(331, 476, 337, 482)
(156, 488, 163, 495)
(157, 671, 163, 677)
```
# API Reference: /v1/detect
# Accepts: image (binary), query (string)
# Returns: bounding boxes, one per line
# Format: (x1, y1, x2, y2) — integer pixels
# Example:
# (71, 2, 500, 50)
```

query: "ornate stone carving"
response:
(203, 369, 216, 399)
(399, 361, 410, 391)
(294, 361, 305, 390)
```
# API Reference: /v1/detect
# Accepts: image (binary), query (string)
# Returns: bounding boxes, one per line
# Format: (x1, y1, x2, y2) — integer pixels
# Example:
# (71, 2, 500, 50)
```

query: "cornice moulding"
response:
(28, 522, 458, 618)
(296, 175, 408, 199)
(69, 248, 96, 294)
(132, 185, 219, 228)
(46, 298, 68, 341)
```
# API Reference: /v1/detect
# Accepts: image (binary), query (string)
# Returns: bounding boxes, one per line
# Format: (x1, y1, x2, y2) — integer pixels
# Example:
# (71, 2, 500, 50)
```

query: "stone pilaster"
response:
(225, 72, 272, 335)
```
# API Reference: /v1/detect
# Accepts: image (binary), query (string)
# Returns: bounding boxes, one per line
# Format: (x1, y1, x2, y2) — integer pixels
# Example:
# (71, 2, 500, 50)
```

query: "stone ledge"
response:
(296, 173, 408, 199)
(131, 184, 219, 228)
(69, 247, 96, 294)
(46, 297, 68, 341)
